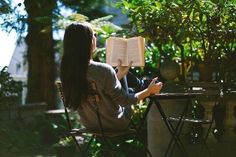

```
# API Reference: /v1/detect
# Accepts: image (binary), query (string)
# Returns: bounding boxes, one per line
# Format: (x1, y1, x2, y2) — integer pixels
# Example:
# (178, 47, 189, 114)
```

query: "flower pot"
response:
(198, 63, 213, 82)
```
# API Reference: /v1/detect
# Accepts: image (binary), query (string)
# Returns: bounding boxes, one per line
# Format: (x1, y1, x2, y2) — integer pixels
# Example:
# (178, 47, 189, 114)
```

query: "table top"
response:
(148, 92, 203, 100)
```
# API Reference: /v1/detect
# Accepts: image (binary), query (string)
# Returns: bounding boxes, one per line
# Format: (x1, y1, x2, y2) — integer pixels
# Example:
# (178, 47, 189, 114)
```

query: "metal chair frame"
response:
(56, 81, 152, 157)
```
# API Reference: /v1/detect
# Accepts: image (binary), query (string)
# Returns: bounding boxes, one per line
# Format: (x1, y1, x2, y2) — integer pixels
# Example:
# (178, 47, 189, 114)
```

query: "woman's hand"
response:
(135, 77, 163, 101)
(147, 77, 163, 95)
(116, 59, 133, 80)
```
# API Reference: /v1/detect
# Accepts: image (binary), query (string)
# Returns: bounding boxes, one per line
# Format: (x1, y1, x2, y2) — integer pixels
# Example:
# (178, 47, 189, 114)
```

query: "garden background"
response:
(0, 0, 236, 156)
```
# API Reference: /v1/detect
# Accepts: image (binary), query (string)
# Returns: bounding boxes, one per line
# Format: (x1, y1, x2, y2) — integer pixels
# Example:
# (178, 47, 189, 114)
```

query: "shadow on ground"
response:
(0, 128, 235, 157)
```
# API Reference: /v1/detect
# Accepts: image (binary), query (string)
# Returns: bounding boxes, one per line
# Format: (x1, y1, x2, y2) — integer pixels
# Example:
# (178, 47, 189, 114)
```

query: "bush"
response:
(0, 66, 22, 110)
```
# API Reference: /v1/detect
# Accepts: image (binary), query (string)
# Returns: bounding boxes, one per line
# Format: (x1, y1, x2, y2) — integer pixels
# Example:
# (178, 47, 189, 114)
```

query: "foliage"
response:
(0, 110, 82, 156)
(118, 0, 236, 81)
(0, 0, 27, 39)
(0, 115, 59, 154)
(0, 0, 109, 38)
(0, 66, 22, 110)
(0, 119, 41, 153)
(56, 136, 74, 147)
(59, 0, 109, 19)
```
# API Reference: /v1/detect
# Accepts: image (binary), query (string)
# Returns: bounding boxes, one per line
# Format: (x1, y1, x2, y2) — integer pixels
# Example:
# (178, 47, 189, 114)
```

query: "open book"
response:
(106, 36, 145, 67)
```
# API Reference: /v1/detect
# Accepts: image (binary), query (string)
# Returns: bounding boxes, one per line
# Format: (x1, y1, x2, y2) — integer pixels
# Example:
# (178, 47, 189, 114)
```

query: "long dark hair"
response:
(60, 23, 93, 110)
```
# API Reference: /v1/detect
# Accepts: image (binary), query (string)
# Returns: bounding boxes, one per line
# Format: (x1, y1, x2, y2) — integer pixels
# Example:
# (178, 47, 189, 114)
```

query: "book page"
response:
(127, 37, 145, 66)
(106, 37, 128, 66)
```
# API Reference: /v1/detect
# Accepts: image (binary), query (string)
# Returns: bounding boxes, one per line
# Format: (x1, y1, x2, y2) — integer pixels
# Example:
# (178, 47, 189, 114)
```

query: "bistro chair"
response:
(166, 82, 221, 157)
(55, 81, 152, 157)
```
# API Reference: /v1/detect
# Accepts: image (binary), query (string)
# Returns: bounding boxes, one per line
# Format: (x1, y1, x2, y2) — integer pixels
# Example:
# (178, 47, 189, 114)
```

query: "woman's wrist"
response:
(135, 88, 150, 101)
(116, 72, 123, 80)
(143, 88, 151, 97)
(116, 71, 127, 80)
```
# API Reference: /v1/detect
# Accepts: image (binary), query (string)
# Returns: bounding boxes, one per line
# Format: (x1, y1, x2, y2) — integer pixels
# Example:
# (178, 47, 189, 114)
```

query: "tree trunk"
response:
(24, 0, 56, 109)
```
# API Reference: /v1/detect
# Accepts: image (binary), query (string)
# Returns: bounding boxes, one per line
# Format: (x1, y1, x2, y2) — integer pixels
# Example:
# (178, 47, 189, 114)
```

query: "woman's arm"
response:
(116, 60, 163, 100)
(105, 61, 163, 106)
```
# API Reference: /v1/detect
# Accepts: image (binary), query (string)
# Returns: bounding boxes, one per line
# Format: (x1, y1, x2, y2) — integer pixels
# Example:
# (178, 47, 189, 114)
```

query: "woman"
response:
(60, 22, 163, 131)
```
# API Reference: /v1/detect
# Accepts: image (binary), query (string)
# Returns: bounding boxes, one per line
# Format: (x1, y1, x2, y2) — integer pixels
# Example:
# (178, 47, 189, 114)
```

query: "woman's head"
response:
(60, 23, 96, 109)
(63, 23, 96, 61)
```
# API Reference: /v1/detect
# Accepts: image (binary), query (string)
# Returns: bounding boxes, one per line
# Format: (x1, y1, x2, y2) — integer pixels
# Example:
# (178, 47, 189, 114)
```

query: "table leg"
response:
(167, 99, 192, 157)
(154, 99, 189, 157)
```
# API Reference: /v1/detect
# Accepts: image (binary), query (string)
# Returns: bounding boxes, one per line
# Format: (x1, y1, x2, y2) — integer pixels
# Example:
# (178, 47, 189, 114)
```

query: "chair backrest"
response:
(55, 81, 106, 135)
(55, 81, 73, 131)
(86, 81, 105, 136)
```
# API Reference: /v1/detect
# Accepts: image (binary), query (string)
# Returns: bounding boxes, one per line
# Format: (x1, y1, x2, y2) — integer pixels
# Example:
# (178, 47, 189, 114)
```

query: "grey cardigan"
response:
(77, 61, 138, 131)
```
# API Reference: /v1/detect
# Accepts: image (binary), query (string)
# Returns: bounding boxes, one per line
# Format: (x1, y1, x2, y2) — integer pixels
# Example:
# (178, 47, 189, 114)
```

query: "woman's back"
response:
(78, 61, 138, 131)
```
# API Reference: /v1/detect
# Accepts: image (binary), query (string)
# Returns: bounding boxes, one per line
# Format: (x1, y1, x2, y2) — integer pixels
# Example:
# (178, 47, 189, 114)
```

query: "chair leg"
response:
(71, 134, 98, 157)
(71, 135, 87, 157)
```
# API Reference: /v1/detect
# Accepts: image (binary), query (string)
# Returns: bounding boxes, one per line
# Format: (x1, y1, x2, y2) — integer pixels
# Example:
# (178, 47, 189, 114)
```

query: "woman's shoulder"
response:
(90, 61, 114, 71)
(88, 61, 116, 82)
